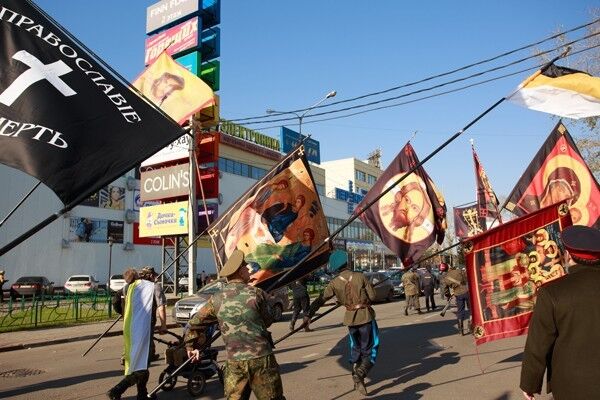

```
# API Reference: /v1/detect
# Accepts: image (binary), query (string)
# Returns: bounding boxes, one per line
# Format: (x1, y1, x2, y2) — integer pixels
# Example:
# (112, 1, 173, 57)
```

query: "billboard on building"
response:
(145, 17, 200, 65)
(68, 217, 124, 243)
(280, 127, 321, 164)
(146, 0, 201, 34)
(139, 201, 189, 237)
(133, 222, 162, 245)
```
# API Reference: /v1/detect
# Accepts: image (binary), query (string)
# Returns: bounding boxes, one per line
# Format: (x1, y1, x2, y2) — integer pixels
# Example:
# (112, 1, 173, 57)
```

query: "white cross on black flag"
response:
(0, 0, 183, 206)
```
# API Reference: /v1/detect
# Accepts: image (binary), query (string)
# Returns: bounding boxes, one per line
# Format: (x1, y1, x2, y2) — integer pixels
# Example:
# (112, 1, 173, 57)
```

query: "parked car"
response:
(64, 274, 99, 294)
(364, 272, 395, 302)
(178, 276, 189, 291)
(107, 274, 126, 292)
(389, 271, 405, 298)
(173, 279, 290, 325)
(10, 276, 54, 299)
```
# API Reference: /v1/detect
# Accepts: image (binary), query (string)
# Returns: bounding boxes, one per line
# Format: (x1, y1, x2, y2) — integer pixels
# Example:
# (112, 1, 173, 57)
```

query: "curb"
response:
(0, 322, 181, 353)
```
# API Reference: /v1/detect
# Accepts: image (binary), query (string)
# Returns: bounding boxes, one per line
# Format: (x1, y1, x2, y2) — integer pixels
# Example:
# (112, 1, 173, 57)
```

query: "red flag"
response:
(465, 202, 572, 345)
(472, 144, 501, 224)
(356, 143, 447, 266)
(505, 122, 600, 229)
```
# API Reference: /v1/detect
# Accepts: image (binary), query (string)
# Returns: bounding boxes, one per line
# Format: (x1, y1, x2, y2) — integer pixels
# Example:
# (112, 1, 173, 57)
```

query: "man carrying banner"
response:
(520, 225, 600, 400)
(442, 264, 470, 335)
(185, 250, 285, 400)
(402, 267, 422, 315)
(308, 250, 379, 395)
(107, 268, 160, 400)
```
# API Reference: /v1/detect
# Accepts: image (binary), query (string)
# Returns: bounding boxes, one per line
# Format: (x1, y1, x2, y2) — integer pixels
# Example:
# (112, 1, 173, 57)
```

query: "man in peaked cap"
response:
(308, 250, 379, 395)
(520, 225, 600, 400)
(185, 249, 286, 399)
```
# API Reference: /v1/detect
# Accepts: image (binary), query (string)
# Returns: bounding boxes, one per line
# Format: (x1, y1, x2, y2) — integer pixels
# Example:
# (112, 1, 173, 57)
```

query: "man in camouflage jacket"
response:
(185, 249, 286, 400)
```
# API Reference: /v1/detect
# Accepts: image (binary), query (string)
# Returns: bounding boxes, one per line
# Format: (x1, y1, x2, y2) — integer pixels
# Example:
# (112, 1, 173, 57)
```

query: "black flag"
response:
(356, 143, 447, 266)
(0, 0, 184, 206)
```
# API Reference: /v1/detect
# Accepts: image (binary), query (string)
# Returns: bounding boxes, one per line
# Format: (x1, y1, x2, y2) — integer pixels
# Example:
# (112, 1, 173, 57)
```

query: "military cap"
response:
(220, 249, 246, 277)
(562, 225, 600, 263)
(328, 250, 348, 273)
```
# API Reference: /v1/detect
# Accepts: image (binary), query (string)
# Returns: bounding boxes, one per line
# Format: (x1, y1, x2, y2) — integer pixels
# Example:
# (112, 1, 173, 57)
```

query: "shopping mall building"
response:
(0, 122, 399, 287)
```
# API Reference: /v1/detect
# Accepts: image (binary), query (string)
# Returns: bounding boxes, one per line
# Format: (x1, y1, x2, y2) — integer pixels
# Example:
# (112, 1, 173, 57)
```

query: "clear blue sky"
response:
(35, 0, 598, 216)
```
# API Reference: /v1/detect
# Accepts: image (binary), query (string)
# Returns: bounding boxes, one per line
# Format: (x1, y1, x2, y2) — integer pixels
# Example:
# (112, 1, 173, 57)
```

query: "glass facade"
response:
(218, 157, 268, 180)
(326, 217, 373, 241)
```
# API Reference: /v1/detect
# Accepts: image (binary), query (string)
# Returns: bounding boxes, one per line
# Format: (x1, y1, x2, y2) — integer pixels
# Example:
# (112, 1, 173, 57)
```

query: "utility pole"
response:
(187, 121, 197, 295)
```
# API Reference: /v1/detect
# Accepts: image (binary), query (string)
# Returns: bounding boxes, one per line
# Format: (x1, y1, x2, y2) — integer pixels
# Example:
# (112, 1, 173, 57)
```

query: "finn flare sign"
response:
(146, 0, 200, 34)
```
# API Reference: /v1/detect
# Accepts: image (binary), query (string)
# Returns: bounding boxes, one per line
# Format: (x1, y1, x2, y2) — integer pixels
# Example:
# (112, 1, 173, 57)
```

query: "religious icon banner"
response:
(505, 122, 600, 229)
(465, 202, 573, 345)
(208, 145, 331, 287)
(453, 204, 485, 239)
(355, 142, 447, 266)
(472, 145, 501, 222)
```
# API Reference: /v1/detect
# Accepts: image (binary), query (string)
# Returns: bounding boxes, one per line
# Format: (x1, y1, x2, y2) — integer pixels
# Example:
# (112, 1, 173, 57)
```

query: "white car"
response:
(64, 274, 99, 294)
(108, 274, 126, 292)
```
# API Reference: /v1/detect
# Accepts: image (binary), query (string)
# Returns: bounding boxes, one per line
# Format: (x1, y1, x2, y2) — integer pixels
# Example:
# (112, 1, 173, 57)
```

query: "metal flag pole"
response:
(82, 316, 122, 357)
(0, 181, 41, 228)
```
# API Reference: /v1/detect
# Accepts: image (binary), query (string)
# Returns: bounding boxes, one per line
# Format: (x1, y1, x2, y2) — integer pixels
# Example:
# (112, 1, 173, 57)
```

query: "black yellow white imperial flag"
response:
(507, 64, 600, 119)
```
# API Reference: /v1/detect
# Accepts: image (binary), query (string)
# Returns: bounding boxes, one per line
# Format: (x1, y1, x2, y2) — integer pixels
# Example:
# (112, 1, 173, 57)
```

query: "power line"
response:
(233, 31, 600, 127)
(227, 18, 600, 123)
(251, 41, 600, 130)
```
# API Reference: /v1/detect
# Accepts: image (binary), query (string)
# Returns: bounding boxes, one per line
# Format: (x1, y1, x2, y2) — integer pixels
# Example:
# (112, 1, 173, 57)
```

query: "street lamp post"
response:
(266, 90, 337, 135)
(107, 236, 114, 317)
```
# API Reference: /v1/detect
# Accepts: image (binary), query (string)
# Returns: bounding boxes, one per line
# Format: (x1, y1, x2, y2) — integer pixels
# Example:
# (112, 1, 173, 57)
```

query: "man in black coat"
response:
(520, 225, 600, 400)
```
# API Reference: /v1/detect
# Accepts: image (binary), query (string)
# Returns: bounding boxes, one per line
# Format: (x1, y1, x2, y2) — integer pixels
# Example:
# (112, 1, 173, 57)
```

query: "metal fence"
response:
(0, 292, 112, 331)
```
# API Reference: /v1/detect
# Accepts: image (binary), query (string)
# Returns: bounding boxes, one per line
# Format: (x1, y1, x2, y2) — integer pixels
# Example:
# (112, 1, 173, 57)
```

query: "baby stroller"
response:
(157, 325, 222, 397)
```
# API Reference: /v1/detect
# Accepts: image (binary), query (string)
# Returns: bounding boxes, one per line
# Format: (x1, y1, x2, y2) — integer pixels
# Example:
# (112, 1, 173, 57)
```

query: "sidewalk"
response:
(0, 313, 180, 353)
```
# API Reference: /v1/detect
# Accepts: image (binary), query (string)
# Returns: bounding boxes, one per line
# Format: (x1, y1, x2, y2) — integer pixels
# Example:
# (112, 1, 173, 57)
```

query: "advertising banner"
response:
(198, 203, 218, 232)
(465, 202, 572, 345)
(107, 220, 125, 243)
(78, 186, 125, 210)
(139, 201, 189, 237)
(141, 134, 190, 167)
(134, 190, 161, 212)
(145, 17, 200, 66)
(176, 51, 201, 75)
(146, 0, 200, 34)
(141, 164, 191, 201)
(68, 217, 124, 243)
(280, 127, 321, 164)
(133, 222, 161, 245)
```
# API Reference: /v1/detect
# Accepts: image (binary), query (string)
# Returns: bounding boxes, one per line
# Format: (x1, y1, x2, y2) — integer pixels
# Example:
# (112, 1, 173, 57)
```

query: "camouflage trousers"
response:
(224, 354, 286, 400)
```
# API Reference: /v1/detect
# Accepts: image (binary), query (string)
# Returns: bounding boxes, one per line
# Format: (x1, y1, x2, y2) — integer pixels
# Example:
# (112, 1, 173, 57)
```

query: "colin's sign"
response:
(141, 164, 191, 201)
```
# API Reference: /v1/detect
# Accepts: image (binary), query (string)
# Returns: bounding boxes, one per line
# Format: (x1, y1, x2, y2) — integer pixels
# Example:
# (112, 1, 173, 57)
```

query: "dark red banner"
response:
(505, 122, 600, 229)
(473, 146, 501, 222)
(356, 142, 447, 266)
(465, 202, 572, 345)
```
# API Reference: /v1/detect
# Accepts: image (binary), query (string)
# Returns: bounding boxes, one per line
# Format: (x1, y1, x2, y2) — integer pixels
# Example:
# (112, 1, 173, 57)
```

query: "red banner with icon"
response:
(465, 202, 572, 345)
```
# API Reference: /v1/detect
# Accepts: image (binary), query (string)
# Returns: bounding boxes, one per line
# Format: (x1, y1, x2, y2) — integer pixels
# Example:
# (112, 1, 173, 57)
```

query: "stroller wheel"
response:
(187, 371, 206, 396)
(159, 371, 177, 391)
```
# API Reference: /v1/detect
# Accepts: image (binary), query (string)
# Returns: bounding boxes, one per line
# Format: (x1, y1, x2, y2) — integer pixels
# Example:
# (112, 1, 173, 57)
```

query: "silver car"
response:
(173, 279, 290, 325)
(364, 272, 395, 302)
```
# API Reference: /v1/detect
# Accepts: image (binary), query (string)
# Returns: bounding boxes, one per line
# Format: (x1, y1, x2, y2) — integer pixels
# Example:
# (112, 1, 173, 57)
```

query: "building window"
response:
(219, 157, 268, 181)
(367, 174, 377, 185)
(355, 170, 366, 182)
(316, 184, 325, 196)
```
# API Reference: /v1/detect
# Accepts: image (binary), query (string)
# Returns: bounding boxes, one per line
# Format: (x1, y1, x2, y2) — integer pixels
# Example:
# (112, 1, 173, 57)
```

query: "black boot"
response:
(303, 317, 313, 332)
(107, 377, 134, 400)
(289, 317, 296, 331)
(353, 359, 373, 395)
(404, 308, 408, 316)
(458, 319, 464, 336)
(135, 370, 153, 400)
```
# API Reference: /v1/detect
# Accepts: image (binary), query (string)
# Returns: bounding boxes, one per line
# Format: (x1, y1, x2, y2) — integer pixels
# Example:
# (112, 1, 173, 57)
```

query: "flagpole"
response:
(0, 181, 41, 227)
